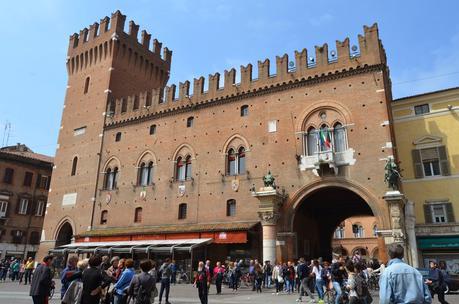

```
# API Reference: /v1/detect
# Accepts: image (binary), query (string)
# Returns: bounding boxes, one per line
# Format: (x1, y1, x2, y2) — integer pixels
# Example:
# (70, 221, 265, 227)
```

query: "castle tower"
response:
(38, 11, 171, 257)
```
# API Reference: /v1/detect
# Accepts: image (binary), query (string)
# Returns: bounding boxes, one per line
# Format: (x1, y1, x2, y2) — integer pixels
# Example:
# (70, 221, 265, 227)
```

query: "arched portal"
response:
(293, 186, 374, 260)
(55, 222, 73, 247)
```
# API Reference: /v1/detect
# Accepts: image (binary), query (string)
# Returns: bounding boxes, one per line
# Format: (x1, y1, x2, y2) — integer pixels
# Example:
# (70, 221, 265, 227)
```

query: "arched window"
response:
(149, 124, 156, 135)
(319, 124, 332, 152)
(334, 222, 345, 239)
(185, 156, 192, 179)
(238, 147, 246, 174)
(104, 168, 112, 190)
(178, 203, 187, 219)
(115, 132, 122, 142)
(306, 127, 318, 156)
(138, 161, 154, 186)
(121, 98, 127, 113)
(353, 224, 364, 238)
(226, 147, 246, 175)
(100, 210, 108, 224)
(186, 116, 194, 128)
(71, 156, 78, 176)
(84, 77, 90, 94)
(104, 167, 119, 190)
(108, 98, 116, 115)
(133, 95, 139, 110)
(333, 122, 346, 152)
(227, 149, 236, 176)
(176, 156, 185, 181)
(240, 105, 249, 117)
(134, 207, 142, 223)
(226, 199, 236, 216)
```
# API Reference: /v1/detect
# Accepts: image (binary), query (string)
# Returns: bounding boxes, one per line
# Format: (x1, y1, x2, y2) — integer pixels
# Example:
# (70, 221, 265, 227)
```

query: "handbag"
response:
(278, 275, 284, 283)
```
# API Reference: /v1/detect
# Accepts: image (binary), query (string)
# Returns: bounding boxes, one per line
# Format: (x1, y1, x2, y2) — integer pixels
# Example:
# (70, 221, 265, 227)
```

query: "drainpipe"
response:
(405, 200, 419, 267)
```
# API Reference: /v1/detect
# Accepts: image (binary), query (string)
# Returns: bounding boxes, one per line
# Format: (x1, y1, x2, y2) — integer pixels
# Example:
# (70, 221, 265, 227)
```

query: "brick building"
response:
(38, 11, 413, 266)
(0, 144, 53, 259)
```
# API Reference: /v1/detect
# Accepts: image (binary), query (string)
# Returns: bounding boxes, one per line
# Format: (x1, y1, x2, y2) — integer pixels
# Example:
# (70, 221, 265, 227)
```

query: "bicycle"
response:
(368, 273, 379, 291)
(323, 282, 349, 304)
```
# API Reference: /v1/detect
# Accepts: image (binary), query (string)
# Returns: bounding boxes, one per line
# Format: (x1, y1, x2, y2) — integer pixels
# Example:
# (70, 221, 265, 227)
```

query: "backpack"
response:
(135, 274, 152, 304)
(355, 273, 368, 298)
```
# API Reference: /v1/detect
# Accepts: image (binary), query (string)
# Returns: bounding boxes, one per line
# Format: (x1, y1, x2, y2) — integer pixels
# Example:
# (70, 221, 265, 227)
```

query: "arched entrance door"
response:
(55, 222, 73, 247)
(293, 186, 374, 260)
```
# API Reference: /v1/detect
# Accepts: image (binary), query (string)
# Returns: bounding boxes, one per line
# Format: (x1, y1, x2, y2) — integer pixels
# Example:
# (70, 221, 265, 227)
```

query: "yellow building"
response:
(393, 87, 459, 273)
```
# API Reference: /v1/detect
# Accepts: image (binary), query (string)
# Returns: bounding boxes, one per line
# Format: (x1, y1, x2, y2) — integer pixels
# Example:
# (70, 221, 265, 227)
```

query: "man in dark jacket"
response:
(29, 255, 54, 304)
(330, 256, 347, 304)
(82, 255, 111, 304)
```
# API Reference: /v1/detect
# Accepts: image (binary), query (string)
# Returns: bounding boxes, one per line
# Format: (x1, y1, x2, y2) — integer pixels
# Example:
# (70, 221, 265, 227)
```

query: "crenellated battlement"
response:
(66, 10, 172, 76)
(106, 23, 386, 126)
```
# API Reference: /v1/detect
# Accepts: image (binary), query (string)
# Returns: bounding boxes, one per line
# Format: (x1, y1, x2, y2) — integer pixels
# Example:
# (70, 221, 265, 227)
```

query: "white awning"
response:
(50, 238, 213, 255)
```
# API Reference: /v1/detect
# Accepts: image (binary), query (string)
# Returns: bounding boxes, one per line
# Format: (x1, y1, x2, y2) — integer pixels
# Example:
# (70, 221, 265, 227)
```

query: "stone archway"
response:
(290, 185, 375, 260)
(55, 222, 73, 247)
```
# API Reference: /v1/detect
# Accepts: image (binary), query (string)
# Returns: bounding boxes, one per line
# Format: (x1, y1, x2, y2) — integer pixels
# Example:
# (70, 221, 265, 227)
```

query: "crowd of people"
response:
(0, 257, 36, 284)
(0, 243, 449, 304)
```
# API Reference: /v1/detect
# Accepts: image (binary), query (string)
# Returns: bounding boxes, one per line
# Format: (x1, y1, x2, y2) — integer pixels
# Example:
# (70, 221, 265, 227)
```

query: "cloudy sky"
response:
(0, 0, 458, 156)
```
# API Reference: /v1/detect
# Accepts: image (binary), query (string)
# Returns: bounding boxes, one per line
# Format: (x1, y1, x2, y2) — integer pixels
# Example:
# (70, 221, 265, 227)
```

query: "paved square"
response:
(0, 280, 457, 303)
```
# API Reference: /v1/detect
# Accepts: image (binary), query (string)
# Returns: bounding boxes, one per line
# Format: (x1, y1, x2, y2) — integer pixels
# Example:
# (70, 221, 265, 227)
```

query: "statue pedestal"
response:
(252, 186, 284, 264)
(383, 191, 406, 244)
(382, 190, 415, 264)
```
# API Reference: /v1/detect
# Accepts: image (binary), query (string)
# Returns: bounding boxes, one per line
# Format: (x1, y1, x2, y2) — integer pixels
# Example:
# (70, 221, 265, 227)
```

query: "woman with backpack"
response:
(194, 261, 210, 304)
(128, 260, 156, 304)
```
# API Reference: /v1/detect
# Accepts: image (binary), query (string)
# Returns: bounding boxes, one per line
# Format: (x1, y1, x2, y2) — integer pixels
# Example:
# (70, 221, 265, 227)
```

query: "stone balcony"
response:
(299, 148, 356, 171)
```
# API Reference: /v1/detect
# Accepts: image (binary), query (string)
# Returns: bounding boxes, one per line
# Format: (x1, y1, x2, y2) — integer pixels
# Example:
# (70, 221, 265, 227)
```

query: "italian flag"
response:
(319, 128, 332, 149)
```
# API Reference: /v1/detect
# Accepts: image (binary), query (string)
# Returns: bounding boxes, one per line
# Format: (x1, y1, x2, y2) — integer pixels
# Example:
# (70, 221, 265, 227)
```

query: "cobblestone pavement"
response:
(0, 280, 457, 303)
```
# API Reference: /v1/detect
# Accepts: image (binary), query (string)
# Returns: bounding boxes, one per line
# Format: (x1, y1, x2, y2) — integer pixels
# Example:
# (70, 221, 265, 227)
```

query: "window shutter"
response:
(46, 176, 51, 190)
(438, 146, 450, 176)
(411, 149, 424, 178)
(4, 201, 10, 217)
(423, 204, 433, 223)
(29, 200, 37, 215)
(445, 202, 455, 223)
(36, 174, 42, 187)
(15, 198, 21, 214)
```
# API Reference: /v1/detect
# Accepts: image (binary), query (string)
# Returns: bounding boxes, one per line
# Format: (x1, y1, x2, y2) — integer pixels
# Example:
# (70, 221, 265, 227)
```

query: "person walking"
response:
(426, 261, 449, 304)
(81, 255, 111, 304)
(262, 260, 272, 289)
(170, 260, 177, 285)
(62, 259, 88, 304)
(11, 258, 20, 281)
(330, 256, 347, 304)
(213, 261, 225, 295)
(297, 257, 315, 303)
(128, 260, 156, 304)
(29, 255, 54, 304)
(254, 262, 263, 293)
(312, 260, 324, 300)
(148, 261, 159, 304)
(24, 257, 35, 285)
(61, 256, 79, 299)
(379, 243, 432, 304)
(228, 262, 238, 292)
(271, 261, 282, 295)
(113, 258, 135, 304)
(194, 261, 210, 304)
(158, 258, 173, 304)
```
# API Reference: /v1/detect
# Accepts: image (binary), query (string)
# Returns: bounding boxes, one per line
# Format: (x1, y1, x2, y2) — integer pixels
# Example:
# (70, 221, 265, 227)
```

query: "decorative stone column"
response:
(252, 186, 284, 264)
(382, 190, 409, 258)
(405, 200, 419, 267)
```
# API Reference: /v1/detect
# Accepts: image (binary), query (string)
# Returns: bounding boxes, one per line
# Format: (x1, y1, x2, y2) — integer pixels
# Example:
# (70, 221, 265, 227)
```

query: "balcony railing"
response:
(299, 148, 356, 171)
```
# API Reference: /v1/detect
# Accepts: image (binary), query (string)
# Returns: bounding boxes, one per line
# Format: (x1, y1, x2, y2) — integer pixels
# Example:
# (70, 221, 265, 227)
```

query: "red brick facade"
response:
(38, 11, 400, 263)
